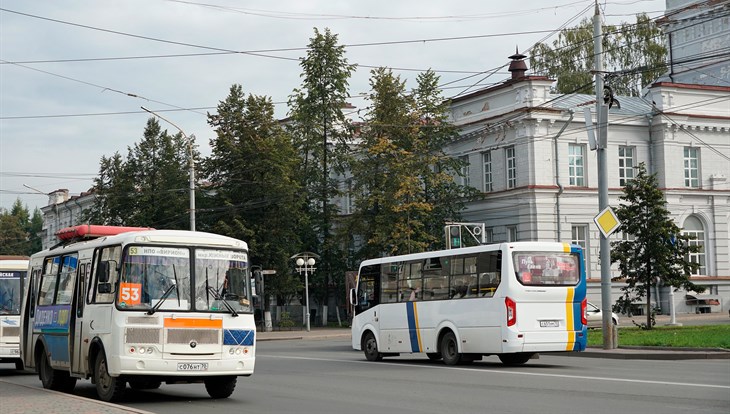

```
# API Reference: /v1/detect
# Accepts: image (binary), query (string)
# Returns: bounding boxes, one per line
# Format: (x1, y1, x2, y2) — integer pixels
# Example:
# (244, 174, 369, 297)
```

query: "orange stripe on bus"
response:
(565, 287, 575, 351)
(164, 318, 223, 329)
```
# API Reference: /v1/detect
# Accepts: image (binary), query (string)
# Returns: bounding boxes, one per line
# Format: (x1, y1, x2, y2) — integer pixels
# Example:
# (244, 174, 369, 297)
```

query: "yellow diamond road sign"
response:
(594, 206, 621, 238)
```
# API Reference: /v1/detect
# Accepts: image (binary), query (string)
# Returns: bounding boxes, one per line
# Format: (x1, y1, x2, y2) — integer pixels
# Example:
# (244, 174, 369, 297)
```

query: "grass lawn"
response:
(586, 325, 730, 349)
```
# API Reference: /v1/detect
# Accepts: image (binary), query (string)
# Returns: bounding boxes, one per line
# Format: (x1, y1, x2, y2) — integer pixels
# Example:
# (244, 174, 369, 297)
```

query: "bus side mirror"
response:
(98, 283, 112, 294)
(349, 288, 358, 306)
(97, 261, 110, 283)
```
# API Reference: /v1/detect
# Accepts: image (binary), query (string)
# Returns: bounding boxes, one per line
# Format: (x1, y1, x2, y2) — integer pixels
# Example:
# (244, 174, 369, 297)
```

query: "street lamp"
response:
(291, 252, 319, 332)
(141, 106, 196, 231)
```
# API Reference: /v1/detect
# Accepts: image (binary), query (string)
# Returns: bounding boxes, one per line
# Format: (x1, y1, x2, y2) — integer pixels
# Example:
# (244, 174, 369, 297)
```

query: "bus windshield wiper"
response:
(206, 286, 238, 317)
(148, 283, 177, 315)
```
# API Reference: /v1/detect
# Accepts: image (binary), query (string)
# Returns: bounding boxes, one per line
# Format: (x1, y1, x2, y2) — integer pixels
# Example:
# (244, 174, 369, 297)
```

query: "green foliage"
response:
(86, 118, 194, 229)
(347, 68, 476, 259)
(205, 84, 303, 307)
(286, 28, 357, 308)
(530, 14, 667, 96)
(0, 199, 41, 256)
(611, 163, 703, 329)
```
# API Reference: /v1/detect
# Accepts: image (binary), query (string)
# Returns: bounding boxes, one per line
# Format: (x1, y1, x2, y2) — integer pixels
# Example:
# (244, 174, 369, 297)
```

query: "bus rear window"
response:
(513, 252, 580, 286)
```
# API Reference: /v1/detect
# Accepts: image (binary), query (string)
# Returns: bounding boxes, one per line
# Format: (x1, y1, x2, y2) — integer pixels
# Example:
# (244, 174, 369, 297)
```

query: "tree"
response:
(348, 68, 475, 259)
(530, 13, 666, 96)
(205, 84, 303, 310)
(287, 28, 357, 312)
(0, 198, 40, 255)
(611, 163, 703, 329)
(86, 119, 194, 229)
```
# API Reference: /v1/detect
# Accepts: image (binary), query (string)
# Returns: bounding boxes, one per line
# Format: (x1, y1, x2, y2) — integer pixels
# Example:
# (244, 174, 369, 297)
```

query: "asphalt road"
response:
(2, 337, 728, 414)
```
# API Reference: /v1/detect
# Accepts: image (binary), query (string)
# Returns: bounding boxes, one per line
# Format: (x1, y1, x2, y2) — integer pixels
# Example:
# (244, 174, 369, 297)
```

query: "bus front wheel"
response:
(440, 332, 463, 366)
(498, 352, 534, 366)
(363, 332, 382, 361)
(204, 376, 237, 399)
(95, 352, 126, 402)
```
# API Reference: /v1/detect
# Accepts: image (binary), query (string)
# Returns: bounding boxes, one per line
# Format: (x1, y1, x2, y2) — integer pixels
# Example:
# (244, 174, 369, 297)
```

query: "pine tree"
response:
(611, 163, 703, 329)
(287, 28, 357, 312)
(205, 84, 303, 308)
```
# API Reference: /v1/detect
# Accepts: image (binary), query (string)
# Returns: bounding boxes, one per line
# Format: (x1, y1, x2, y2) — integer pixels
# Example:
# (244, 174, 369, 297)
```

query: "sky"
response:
(0, 0, 668, 212)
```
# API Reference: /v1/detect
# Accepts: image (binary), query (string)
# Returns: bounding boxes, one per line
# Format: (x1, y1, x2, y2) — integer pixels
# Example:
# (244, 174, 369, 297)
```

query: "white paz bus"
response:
(20, 225, 256, 402)
(1, 256, 29, 370)
(350, 242, 587, 365)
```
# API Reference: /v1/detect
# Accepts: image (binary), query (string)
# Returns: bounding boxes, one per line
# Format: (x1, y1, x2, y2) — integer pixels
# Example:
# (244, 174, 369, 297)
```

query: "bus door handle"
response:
(373, 311, 378, 322)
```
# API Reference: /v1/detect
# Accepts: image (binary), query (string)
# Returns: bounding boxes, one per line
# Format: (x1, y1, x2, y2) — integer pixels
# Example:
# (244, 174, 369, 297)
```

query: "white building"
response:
(445, 43, 729, 315)
(40, 189, 96, 250)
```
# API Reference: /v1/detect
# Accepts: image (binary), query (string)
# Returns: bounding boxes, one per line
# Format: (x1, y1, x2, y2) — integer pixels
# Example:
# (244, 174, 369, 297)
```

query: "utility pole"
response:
(593, 2, 616, 349)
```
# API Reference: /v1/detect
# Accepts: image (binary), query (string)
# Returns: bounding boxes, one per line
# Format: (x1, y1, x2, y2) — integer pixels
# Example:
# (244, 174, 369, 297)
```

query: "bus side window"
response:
(93, 246, 121, 304)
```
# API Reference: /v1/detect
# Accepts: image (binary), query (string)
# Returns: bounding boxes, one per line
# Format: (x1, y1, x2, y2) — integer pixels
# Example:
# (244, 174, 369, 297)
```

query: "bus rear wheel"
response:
(498, 352, 534, 366)
(39, 350, 76, 392)
(204, 376, 237, 399)
(95, 352, 126, 402)
(363, 332, 382, 361)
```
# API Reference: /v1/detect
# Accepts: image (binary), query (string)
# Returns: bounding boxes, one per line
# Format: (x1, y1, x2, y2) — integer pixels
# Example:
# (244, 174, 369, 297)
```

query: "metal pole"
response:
(304, 266, 311, 332)
(141, 106, 195, 231)
(593, 3, 615, 349)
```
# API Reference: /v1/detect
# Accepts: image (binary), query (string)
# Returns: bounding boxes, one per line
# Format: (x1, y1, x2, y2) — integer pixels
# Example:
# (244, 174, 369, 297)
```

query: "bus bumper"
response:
(112, 355, 256, 377)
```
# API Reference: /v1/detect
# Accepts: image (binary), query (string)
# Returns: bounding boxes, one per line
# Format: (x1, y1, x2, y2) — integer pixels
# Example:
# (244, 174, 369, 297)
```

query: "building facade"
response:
(40, 189, 96, 250)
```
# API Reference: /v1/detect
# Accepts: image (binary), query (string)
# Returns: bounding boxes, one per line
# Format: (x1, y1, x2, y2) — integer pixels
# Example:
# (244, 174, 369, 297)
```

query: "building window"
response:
(618, 146, 635, 186)
(683, 216, 706, 275)
(482, 151, 492, 192)
(485, 228, 494, 244)
(683, 147, 700, 188)
(571, 225, 588, 270)
(459, 155, 470, 187)
(343, 178, 354, 215)
(506, 226, 517, 242)
(505, 147, 516, 189)
(568, 144, 585, 186)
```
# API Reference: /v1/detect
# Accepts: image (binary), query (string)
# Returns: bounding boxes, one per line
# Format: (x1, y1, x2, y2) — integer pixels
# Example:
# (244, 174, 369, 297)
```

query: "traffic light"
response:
(448, 225, 461, 249)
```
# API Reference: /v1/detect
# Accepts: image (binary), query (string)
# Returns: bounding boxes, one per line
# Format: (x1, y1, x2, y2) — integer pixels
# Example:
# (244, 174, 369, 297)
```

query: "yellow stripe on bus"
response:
(164, 318, 223, 329)
(565, 287, 575, 351)
(562, 243, 571, 253)
(414, 302, 423, 352)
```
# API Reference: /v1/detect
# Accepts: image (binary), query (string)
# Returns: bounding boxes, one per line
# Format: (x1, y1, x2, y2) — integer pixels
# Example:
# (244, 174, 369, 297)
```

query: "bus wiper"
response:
(206, 286, 238, 317)
(148, 283, 177, 315)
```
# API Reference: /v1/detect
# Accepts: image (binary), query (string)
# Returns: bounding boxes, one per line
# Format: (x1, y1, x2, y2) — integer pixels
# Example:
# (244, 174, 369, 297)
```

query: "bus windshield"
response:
(0, 271, 23, 314)
(513, 251, 580, 286)
(194, 249, 252, 313)
(119, 246, 191, 311)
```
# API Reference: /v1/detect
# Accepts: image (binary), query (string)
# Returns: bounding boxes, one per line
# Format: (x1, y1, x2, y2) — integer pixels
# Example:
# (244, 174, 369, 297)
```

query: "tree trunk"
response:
(646, 262, 652, 329)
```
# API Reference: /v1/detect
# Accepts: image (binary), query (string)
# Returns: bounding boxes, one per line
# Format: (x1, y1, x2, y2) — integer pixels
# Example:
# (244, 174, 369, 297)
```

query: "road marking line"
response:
(261, 355, 730, 390)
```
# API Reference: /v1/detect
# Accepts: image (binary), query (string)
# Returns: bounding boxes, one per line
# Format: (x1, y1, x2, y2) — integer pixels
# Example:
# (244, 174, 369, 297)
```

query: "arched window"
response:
(682, 216, 706, 275)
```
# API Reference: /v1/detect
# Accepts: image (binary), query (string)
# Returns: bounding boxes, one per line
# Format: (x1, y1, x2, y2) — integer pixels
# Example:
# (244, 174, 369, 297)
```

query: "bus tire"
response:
(440, 332, 462, 366)
(426, 352, 442, 361)
(39, 350, 76, 392)
(95, 352, 126, 402)
(363, 332, 382, 361)
(498, 352, 534, 366)
(204, 376, 237, 399)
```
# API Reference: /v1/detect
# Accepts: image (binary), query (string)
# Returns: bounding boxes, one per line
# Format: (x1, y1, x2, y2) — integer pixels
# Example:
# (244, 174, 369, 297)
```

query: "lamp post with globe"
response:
(291, 252, 319, 332)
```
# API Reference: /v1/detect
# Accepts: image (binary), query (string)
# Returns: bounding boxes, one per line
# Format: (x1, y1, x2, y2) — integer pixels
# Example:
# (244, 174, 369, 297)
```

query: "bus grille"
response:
(166, 329, 220, 345)
(125, 328, 162, 344)
(127, 316, 159, 325)
(2, 327, 19, 337)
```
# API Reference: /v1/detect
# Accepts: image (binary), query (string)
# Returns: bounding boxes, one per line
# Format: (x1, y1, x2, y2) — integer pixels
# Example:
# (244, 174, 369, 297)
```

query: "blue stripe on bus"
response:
(45, 335, 70, 363)
(570, 245, 588, 351)
(406, 302, 421, 352)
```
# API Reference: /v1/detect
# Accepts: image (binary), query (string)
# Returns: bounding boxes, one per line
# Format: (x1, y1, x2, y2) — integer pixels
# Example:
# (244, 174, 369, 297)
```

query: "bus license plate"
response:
(177, 362, 208, 371)
(10, 349, 20, 355)
(540, 320, 560, 328)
